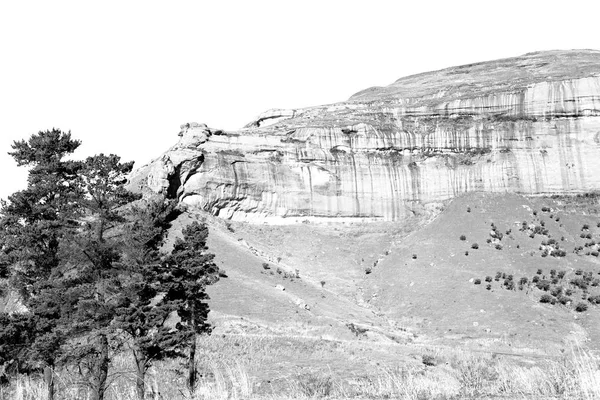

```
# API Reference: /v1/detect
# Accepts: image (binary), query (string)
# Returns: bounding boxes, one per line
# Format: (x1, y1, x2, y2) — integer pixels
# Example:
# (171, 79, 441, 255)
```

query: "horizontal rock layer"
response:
(131, 50, 600, 222)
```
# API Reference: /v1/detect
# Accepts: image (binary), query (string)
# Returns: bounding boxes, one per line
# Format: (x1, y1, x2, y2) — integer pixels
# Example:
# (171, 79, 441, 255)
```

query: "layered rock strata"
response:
(131, 50, 600, 222)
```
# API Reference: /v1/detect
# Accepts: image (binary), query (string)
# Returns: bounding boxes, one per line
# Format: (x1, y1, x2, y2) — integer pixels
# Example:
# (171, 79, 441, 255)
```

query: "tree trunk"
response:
(188, 333, 197, 395)
(44, 365, 54, 400)
(90, 334, 110, 400)
(133, 349, 147, 400)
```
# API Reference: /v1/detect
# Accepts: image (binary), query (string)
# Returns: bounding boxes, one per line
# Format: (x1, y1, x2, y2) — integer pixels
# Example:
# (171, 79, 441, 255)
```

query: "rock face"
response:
(131, 50, 600, 222)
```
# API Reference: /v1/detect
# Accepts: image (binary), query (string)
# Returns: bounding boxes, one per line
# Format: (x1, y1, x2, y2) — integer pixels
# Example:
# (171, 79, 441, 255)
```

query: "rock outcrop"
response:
(131, 50, 600, 223)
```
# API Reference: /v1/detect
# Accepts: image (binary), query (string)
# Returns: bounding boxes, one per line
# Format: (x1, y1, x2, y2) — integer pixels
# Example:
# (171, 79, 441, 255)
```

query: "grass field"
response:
(2, 333, 599, 399)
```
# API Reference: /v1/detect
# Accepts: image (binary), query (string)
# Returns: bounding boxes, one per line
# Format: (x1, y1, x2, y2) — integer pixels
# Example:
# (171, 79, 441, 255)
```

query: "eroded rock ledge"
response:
(130, 50, 600, 223)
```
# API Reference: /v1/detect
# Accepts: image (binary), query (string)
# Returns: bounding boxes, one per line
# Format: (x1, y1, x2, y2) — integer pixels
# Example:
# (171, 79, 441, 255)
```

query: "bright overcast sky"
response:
(1, 0, 599, 201)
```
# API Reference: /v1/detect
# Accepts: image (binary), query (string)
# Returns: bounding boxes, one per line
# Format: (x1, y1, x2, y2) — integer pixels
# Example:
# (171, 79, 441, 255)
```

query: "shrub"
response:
(320, 281, 326, 288)
(575, 269, 583, 275)
(422, 354, 436, 366)
(474, 279, 481, 285)
(460, 235, 466, 241)
(565, 288, 574, 296)
(465, 251, 469, 256)
(550, 286, 563, 297)
(537, 269, 543, 275)
(587, 295, 600, 304)
(519, 277, 528, 285)
(555, 296, 568, 305)
(575, 302, 588, 312)
(262, 262, 270, 270)
(471, 243, 479, 249)
(486, 284, 492, 290)
(582, 224, 590, 231)
(532, 276, 540, 283)
(536, 280, 551, 291)
(495, 244, 502, 250)
(504, 280, 515, 290)
(495, 271, 502, 280)
(486, 238, 492, 244)
(485, 276, 493, 282)
(467, 207, 471, 213)
(570, 278, 588, 290)
(540, 294, 553, 303)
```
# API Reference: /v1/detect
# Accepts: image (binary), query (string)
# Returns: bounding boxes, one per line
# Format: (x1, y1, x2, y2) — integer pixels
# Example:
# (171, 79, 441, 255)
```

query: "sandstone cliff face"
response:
(131, 50, 600, 222)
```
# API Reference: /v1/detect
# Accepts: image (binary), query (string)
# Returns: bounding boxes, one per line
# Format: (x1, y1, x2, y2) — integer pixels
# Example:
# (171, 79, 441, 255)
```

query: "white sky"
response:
(1, 0, 599, 201)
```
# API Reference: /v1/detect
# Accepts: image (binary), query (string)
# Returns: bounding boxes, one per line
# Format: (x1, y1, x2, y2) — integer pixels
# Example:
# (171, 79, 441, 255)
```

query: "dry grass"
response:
(2, 335, 599, 400)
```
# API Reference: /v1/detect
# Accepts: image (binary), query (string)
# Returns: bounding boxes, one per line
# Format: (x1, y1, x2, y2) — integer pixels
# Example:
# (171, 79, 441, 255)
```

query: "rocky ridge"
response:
(131, 50, 600, 223)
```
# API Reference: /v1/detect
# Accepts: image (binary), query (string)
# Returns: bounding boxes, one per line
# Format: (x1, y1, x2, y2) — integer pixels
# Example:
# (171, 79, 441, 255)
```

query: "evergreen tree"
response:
(59, 153, 140, 400)
(162, 221, 220, 394)
(0, 129, 81, 400)
(114, 197, 182, 400)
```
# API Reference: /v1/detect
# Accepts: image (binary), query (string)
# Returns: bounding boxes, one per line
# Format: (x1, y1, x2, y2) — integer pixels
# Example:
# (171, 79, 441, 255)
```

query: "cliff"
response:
(131, 50, 600, 222)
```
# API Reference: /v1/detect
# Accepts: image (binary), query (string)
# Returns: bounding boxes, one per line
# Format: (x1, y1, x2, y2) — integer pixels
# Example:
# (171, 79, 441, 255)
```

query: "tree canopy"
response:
(0, 129, 221, 400)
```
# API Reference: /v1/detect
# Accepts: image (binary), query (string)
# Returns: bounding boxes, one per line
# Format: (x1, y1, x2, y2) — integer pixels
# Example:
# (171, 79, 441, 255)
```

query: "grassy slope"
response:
(176, 192, 600, 359)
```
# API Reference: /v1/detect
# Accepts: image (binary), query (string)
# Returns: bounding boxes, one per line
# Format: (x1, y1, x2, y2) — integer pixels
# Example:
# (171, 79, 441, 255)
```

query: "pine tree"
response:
(162, 221, 220, 394)
(0, 129, 81, 400)
(114, 197, 182, 400)
(59, 153, 141, 400)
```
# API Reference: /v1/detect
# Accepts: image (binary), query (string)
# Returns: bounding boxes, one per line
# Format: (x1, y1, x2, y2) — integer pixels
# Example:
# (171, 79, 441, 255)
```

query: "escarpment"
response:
(131, 50, 600, 223)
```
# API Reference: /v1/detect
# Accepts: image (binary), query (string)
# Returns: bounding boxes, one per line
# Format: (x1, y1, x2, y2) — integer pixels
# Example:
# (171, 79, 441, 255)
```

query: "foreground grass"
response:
(2, 335, 599, 399)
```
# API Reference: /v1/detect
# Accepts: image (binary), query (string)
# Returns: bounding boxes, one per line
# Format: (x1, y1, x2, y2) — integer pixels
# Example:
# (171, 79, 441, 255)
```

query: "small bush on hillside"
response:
(474, 279, 481, 285)
(582, 224, 590, 231)
(495, 244, 502, 250)
(536, 280, 551, 291)
(532, 276, 540, 283)
(471, 243, 479, 249)
(575, 269, 583, 275)
(460, 235, 466, 241)
(541, 206, 551, 212)
(575, 302, 588, 312)
(519, 277, 528, 285)
(422, 354, 437, 366)
(467, 207, 471, 212)
(570, 278, 588, 290)
(540, 294, 553, 303)
(537, 269, 543, 275)
(320, 281, 326, 288)
(558, 296, 571, 305)
(465, 251, 469, 256)
(565, 288, 574, 296)
(412, 254, 417, 259)
(486, 284, 492, 290)
(486, 238, 492, 244)
(485, 276, 493, 283)
(557, 270, 566, 279)
(587, 295, 600, 305)
(262, 263, 270, 270)
(495, 271, 502, 280)
(550, 286, 563, 297)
